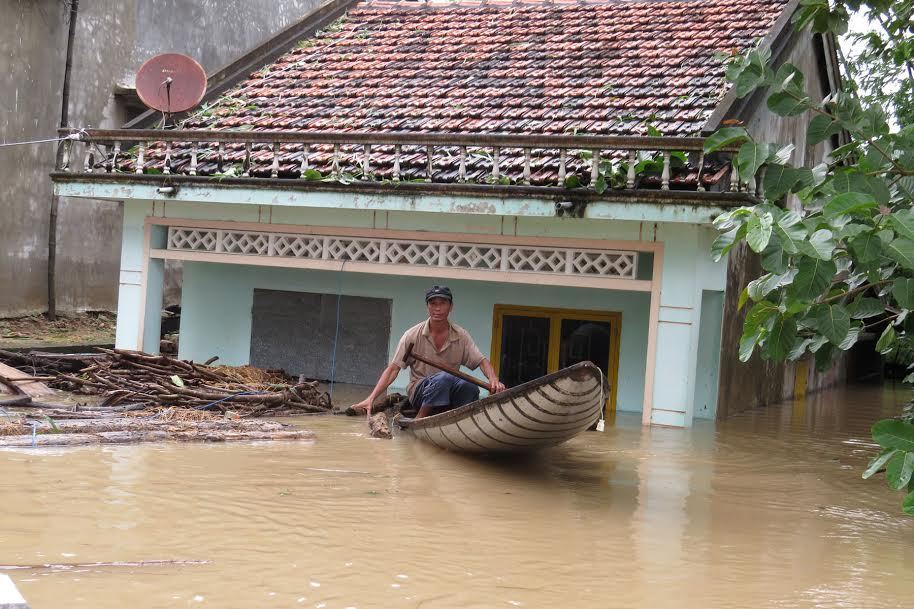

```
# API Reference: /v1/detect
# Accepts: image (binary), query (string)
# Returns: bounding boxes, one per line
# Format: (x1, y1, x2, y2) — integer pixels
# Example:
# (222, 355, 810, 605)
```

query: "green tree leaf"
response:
(797, 229, 836, 261)
(737, 141, 769, 182)
(823, 192, 877, 219)
(725, 49, 772, 98)
(762, 164, 799, 201)
(886, 451, 914, 491)
(849, 297, 885, 319)
(838, 325, 861, 351)
(747, 212, 774, 253)
(788, 338, 813, 360)
(743, 300, 780, 334)
(704, 127, 750, 153)
(773, 210, 806, 254)
(738, 286, 750, 311)
(862, 448, 898, 479)
(814, 342, 836, 370)
(886, 238, 914, 270)
(893, 278, 914, 310)
(764, 315, 798, 360)
(773, 62, 805, 93)
(768, 143, 795, 165)
(849, 232, 882, 263)
(747, 271, 794, 302)
(838, 223, 870, 240)
(815, 304, 850, 345)
(738, 332, 757, 362)
(903, 491, 914, 516)
(876, 324, 896, 354)
(767, 91, 811, 116)
(711, 225, 746, 262)
(789, 257, 836, 301)
(889, 210, 914, 241)
(807, 113, 842, 145)
(762, 244, 789, 274)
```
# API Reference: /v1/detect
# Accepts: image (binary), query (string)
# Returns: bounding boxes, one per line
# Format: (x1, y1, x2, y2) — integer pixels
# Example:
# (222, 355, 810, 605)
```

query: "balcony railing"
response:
(55, 128, 755, 196)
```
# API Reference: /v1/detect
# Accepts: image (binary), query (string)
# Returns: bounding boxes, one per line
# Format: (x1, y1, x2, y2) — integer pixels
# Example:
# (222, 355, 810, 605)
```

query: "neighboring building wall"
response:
(717, 31, 837, 418)
(0, 0, 325, 316)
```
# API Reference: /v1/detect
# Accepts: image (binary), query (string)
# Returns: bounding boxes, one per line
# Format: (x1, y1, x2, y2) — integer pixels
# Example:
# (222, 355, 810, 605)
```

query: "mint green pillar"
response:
(648, 225, 726, 427)
(114, 201, 151, 350)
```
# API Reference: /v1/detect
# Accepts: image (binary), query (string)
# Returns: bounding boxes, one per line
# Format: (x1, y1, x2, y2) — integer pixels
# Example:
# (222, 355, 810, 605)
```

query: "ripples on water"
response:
(2, 384, 913, 608)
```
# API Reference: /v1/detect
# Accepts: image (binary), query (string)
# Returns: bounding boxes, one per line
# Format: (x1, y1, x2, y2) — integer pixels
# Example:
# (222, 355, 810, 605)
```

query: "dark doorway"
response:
(492, 305, 620, 412)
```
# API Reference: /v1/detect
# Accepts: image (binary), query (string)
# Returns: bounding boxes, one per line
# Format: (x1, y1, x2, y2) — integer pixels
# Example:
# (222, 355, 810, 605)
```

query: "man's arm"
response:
(479, 358, 506, 394)
(352, 362, 402, 416)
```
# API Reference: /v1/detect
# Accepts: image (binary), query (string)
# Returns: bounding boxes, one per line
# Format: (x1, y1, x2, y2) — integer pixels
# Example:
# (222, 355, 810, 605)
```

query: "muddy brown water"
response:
(2, 383, 913, 609)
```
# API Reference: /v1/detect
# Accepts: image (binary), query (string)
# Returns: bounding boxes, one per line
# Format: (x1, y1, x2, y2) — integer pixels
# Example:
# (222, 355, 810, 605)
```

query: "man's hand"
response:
(489, 379, 506, 394)
(351, 397, 373, 417)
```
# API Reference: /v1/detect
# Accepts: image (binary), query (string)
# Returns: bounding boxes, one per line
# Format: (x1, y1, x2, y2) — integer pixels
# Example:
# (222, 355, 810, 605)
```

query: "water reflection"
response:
(1, 384, 913, 608)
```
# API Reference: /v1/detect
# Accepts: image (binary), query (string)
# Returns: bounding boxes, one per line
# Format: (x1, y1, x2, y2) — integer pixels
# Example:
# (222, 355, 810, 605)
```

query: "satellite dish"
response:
(135, 53, 207, 114)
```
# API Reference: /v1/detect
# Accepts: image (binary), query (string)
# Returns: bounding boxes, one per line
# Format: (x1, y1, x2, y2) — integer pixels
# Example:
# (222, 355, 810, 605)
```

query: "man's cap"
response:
(425, 285, 453, 303)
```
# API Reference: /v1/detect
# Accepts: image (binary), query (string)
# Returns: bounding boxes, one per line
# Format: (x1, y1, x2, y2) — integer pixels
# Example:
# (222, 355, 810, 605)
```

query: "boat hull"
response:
(397, 362, 605, 453)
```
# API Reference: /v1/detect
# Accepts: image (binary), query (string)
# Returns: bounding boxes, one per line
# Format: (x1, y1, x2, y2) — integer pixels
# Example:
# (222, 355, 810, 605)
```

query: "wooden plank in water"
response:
(0, 363, 56, 398)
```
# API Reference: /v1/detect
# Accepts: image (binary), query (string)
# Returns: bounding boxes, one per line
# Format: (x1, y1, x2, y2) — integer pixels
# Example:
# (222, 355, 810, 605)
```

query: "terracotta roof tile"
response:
(184, 0, 788, 138)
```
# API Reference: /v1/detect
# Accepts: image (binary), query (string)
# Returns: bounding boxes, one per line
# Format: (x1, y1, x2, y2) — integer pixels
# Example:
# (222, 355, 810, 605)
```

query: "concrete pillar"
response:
(0, 574, 29, 609)
(114, 201, 151, 349)
(142, 252, 166, 354)
(645, 225, 727, 427)
(114, 201, 165, 353)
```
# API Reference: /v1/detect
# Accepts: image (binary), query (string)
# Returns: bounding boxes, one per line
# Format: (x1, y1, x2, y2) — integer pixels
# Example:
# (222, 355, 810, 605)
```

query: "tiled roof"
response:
(185, 0, 789, 138)
(120, 0, 789, 187)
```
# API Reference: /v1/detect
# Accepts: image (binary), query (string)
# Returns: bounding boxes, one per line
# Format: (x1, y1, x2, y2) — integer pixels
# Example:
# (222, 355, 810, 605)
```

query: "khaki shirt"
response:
(391, 319, 485, 402)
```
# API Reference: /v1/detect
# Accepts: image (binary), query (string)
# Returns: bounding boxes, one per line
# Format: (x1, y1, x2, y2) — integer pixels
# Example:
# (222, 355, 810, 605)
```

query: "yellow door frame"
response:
(490, 304, 621, 412)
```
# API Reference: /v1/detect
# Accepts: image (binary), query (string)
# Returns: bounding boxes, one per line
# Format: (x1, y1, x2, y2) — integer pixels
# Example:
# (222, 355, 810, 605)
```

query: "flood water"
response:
(2, 383, 913, 609)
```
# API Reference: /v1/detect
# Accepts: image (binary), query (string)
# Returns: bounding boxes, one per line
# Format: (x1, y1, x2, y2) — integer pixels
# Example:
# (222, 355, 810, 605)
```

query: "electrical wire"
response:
(0, 134, 80, 149)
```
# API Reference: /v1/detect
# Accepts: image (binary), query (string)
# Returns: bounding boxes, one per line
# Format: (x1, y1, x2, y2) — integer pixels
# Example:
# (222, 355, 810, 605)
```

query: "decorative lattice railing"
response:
(167, 227, 639, 279)
(56, 129, 753, 195)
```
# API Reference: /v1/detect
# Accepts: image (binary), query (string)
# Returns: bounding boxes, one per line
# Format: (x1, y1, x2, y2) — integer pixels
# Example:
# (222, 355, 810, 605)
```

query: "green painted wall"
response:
(179, 262, 651, 412)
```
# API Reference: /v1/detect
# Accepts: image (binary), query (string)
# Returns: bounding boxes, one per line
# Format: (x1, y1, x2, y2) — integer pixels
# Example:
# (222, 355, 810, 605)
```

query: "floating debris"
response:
(0, 348, 332, 417)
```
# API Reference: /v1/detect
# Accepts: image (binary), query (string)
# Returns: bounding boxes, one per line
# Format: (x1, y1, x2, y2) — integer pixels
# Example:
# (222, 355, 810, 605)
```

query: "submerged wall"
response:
(717, 30, 838, 418)
(179, 262, 653, 413)
(0, 0, 324, 316)
(115, 200, 665, 412)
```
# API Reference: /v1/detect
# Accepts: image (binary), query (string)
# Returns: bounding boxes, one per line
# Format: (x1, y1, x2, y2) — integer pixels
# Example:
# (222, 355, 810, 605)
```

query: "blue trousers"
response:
(413, 372, 480, 412)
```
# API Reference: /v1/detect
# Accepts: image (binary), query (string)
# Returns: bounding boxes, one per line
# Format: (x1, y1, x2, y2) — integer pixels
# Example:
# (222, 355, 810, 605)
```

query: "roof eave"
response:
(51, 172, 756, 225)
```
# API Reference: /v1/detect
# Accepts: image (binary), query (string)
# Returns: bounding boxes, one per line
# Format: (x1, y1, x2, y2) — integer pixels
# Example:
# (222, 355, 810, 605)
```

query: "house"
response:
(51, 0, 841, 426)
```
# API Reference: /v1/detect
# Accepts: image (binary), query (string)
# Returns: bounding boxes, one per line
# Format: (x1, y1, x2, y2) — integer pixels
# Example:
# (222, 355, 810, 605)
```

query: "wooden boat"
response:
(395, 361, 606, 453)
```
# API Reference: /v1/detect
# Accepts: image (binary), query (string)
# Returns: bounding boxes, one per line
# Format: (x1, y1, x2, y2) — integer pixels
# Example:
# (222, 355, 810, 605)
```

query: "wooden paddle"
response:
(403, 343, 490, 391)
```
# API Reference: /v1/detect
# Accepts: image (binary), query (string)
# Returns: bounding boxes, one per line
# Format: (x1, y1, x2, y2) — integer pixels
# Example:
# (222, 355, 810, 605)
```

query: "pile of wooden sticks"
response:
(0, 348, 332, 417)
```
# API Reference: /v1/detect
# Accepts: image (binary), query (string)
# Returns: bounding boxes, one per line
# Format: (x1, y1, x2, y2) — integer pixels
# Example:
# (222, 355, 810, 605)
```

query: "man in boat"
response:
(352, 285, 505, 418)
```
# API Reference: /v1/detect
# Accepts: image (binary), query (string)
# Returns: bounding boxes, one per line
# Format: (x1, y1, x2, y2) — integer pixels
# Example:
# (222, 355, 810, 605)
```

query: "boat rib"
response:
(397, 361, 606, 453)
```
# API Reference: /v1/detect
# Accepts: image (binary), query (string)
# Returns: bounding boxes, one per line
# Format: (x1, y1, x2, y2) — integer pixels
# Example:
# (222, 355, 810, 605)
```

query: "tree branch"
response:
(819, 279, 892, 305)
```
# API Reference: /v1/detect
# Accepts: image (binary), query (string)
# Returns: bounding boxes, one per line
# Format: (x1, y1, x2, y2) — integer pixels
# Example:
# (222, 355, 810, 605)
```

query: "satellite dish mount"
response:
(135, 53, 207, 127)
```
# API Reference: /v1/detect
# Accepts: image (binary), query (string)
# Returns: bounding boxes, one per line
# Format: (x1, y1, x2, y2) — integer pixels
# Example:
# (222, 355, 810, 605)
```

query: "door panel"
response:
(492, 305, 620, 411)
(559, 318, 612, 378)
(498, 314, 550, 388)
(250, 289, 391, 384)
